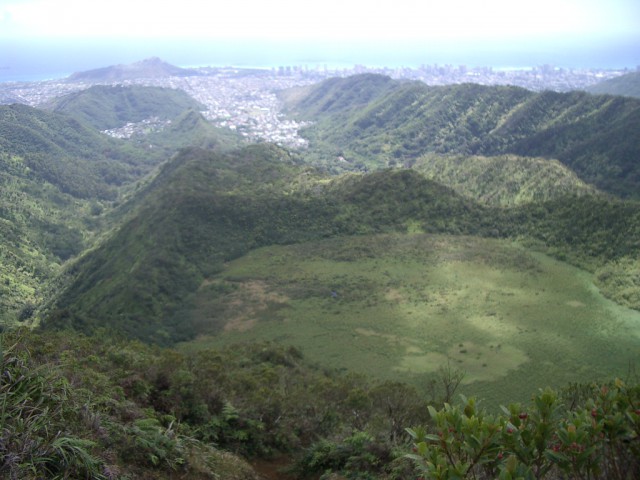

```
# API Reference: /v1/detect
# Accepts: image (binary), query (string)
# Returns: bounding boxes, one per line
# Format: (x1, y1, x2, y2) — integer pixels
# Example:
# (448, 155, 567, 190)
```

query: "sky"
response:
(1, 0, 639, 78)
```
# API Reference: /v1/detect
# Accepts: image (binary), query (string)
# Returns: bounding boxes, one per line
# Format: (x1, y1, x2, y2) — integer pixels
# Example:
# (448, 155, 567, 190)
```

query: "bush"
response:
(406, 381, 640, 479)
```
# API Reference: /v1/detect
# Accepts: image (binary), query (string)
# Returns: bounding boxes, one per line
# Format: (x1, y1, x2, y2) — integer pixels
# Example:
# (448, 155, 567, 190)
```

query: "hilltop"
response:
(65, 57, 202, 82)
(45, 84, 240, 154)
(412, 153, 599, 206)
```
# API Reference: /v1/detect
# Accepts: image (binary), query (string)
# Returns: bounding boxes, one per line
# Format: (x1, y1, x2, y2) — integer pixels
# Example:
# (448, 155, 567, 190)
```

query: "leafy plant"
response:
(406, 381, 640, 479)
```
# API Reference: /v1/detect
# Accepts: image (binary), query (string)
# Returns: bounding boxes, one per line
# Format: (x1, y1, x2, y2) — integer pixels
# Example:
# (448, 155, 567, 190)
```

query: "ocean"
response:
(2, 37, 639, 83)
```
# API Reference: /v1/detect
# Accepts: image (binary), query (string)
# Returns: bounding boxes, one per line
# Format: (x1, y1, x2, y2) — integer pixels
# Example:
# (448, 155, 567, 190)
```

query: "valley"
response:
(1, 59, 640, 479)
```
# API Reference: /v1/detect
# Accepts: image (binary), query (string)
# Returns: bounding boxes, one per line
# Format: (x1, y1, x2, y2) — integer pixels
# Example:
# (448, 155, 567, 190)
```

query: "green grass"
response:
(180, 233, 640, 407)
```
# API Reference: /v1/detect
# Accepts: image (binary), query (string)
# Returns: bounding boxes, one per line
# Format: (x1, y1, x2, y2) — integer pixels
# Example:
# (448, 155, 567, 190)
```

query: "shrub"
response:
(406, 381, 640, 479)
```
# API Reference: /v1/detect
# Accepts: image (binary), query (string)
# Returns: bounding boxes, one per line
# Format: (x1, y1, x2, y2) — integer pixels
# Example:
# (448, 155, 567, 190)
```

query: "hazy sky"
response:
(1, 0, 639, 73)
(2, 0, 638, 42)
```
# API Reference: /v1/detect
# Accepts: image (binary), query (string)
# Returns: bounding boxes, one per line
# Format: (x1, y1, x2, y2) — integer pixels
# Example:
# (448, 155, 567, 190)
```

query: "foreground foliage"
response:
(0, 329, 431, 478)
(2, 329, 639, 479)
(407, 382, 640, 480)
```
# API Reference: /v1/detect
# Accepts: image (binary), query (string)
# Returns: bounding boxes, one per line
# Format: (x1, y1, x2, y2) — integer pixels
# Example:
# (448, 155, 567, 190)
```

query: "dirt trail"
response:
(251, 456, 298, 480)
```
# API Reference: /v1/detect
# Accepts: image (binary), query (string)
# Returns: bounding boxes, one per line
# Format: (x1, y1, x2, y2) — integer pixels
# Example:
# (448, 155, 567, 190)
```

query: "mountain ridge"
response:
(412, 153, 599, 206)
(284, 75, 640, 198)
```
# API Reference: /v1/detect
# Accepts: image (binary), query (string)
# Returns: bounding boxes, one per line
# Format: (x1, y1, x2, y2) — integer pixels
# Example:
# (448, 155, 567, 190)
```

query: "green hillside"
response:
(412, 153, 598, 206)
(0, 98, 236, 326)
(0, 148, 96, 325)
(0, 103, 160, 199)
(44, 143, 640, 346)
(0, 103, 145, 323)
(44, 145, 503, 344)
(280, 73, 399, 117)
(144, 108, 241, 153)
(283, 76, 640, 198)
(586, 71, 640, 98)
(46, 84, 205, 131)
(2, 328, 639, 479)
(0, 103, 146, 325)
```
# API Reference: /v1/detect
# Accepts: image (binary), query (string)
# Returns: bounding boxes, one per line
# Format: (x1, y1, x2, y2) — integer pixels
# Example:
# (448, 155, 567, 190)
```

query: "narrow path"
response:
(251, 456, 298, 480)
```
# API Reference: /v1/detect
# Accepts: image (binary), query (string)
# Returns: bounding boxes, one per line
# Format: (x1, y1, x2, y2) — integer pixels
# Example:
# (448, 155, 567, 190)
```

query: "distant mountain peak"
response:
(66, 57, 201, 82)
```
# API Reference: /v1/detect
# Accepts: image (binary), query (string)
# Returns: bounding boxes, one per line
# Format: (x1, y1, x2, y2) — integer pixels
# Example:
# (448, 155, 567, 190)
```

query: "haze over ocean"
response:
(2, 36, 639, 82)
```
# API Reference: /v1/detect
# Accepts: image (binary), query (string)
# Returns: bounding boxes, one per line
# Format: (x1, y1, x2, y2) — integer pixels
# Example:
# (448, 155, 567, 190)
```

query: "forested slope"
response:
(0, 103, 147, 199)
(44, 144, 503, 343)
(412, 153, 599, 206)
(44, 143, 640, 343)
(284, 76, 640, 198)
(0, 104, 151, 324)
(0, 95, 237, 326)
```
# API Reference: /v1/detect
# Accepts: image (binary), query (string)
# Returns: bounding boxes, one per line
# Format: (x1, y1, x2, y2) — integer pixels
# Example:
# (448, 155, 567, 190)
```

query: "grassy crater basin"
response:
(181, 233, 640, 406)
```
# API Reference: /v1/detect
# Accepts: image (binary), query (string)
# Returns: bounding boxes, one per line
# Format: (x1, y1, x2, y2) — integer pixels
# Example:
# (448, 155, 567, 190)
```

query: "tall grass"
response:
(0, 333, 105, 479)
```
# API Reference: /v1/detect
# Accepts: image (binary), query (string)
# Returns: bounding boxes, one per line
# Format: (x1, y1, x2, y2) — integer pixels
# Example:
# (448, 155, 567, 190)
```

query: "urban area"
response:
(0, 63, 632, 149)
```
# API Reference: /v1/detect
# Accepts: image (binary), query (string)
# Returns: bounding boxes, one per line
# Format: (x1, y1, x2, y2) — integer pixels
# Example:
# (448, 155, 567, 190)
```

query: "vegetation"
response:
(0, 88, 241, 326)
(283, 75, 640, 198)
(2, 70, 640, 478)
(0, 328, 431, 479)
(0, 103, 131, 323)
(2, 329, 638, 479)
(42, 144, 640, 345)
(181, 233, 640, 407)
(595, 256, 640, 311)
(0, 103, 150, 199)
(407, 381, 640, 480)
(45, 84, 206, 131)
(412, 153, 598, 206)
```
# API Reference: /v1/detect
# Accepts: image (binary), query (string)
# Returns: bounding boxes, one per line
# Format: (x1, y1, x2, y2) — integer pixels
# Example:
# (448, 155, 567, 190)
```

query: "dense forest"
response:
(1, 77, 639, 479)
